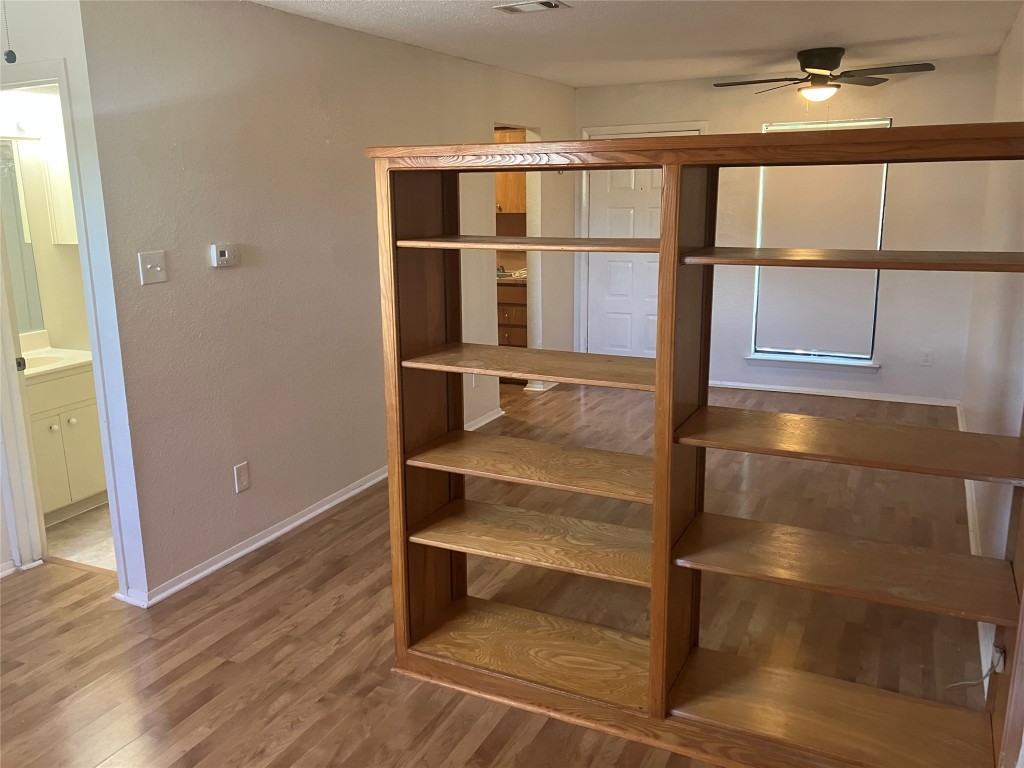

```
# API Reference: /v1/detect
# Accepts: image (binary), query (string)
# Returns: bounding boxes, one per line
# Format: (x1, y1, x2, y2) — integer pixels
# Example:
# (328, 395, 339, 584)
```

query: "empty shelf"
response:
(413, 597, 649, 711)
(403, 343, 656, 391)
(669, 648, 992, 768)
(411, 499, 652, 586)
(396, 235, 660, 252)
(407, 431, 654, 503)
(676, 406, 1024, 485)
(683, 246, 1024, 272)
(674, 514, 1019, 625)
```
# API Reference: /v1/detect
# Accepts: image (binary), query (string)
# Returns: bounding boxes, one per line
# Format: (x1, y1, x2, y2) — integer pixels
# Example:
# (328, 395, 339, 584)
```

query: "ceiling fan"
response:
(713, 47, 935, 102)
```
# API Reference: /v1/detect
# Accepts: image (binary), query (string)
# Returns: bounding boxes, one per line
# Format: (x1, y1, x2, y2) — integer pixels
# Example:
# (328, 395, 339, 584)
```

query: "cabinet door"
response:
(31, 417, 72, 512)
(61, 403, 106, 501)
(495, 129, 527, 214)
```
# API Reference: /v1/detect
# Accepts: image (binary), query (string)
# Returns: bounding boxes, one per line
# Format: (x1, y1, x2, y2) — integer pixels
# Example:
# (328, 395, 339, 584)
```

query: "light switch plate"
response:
(138, 250, 168, 285)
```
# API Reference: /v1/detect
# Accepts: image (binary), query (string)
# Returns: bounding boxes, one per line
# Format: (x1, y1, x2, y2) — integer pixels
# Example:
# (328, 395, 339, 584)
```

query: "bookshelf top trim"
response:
(367, 122, 1024, 170)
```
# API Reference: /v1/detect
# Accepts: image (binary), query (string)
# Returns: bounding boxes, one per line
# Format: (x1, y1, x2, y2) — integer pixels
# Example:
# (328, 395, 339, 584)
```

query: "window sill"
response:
(745, 353, 881, 372)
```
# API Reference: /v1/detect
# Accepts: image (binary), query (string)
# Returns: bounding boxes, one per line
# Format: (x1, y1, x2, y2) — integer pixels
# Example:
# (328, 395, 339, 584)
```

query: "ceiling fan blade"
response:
(755, 80, 804, 95)
(838, 63, 935, 78)
(713, 77, 805, 88)
(831, 75, 889, 86)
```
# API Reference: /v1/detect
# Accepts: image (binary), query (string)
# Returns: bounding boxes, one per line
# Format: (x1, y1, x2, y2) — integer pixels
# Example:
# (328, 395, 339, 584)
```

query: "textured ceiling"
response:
(252, 0, 1022, 87)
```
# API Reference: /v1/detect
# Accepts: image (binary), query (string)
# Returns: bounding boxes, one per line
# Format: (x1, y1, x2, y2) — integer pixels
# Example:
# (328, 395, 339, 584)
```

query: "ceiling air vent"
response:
(494, 1, 569, 14)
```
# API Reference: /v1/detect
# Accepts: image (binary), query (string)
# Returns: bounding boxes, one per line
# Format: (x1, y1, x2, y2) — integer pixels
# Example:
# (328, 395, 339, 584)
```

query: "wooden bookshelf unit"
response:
(367, 122, 1024, 768)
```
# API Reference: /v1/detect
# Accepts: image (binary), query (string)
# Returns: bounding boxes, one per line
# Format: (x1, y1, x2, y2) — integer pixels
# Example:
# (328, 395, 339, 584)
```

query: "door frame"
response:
(0, 59, 148, 603)
(575, 121, 707, 352)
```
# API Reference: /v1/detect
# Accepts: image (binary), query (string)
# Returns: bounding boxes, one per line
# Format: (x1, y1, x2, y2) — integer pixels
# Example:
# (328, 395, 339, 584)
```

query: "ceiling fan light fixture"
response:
(799, 84, 840, 102)
(494, 0, 568, 13)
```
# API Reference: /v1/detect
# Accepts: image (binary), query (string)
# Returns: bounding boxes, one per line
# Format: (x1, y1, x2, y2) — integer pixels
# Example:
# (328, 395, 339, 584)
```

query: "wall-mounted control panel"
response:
(210, 243, 240, 268)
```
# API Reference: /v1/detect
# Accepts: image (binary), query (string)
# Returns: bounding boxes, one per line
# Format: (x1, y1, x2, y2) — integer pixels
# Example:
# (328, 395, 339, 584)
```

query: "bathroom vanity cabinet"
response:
(26, 367, 105, 515)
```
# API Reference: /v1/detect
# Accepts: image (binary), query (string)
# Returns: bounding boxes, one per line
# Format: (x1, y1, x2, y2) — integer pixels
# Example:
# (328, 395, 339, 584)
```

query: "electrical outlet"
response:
(920, 348, 934, 367)
(233, 462, 250, 493)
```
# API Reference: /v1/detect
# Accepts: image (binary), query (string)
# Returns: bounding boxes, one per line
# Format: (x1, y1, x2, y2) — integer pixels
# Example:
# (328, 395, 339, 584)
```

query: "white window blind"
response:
(754, 119, 890, 359)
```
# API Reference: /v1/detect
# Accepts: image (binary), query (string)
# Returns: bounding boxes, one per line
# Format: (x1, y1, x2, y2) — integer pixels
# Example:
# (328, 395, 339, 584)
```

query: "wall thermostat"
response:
(210, 243, 240, 267)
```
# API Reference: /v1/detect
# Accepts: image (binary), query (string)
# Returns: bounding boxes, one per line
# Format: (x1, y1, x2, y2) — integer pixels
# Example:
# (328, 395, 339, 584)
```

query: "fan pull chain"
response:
(2, 0, 15, 63)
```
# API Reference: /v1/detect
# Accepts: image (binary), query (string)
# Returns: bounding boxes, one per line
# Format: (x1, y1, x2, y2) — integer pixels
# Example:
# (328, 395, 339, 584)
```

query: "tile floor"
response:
(45, 504, 116, 571)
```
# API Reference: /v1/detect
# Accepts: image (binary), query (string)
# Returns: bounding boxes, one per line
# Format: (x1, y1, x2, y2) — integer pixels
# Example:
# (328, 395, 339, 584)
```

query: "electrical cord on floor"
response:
(945, 645, 1006, 690)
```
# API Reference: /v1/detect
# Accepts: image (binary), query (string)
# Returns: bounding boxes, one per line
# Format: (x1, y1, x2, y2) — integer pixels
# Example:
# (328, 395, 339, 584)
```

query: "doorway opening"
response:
(1, 82, 115, 573)
(577, 123, 705, 356)
(494, 126, 529, 406)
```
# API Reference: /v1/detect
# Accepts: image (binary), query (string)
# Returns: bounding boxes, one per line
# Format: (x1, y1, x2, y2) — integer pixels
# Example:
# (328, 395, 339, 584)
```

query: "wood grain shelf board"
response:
(673, 514, 1019, 625)
(683, 246, 1024, 272)
(676, 406, 1024, 485)
(407, 431, 655, 503)
(412, 597, 649, 711)
(396, 236, 660, 253)
(669, 648, 993, 768)
(367, 121, 1024, 170)
(403, 343, 656, 391)
(410, 499, 652, 586)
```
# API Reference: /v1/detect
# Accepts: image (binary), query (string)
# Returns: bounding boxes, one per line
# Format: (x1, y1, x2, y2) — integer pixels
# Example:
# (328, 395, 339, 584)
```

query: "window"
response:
(752, 118, 891, 363)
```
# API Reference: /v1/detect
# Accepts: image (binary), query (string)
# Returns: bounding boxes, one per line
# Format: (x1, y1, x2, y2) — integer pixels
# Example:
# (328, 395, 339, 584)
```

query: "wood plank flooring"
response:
(0, 384, 983, 767)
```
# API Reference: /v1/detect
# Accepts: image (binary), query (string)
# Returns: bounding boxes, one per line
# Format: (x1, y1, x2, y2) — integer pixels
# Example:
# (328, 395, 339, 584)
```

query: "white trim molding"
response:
(710, 380, 961, 408)
(115, 466, 388, 608)
(744, 353, 881, 371)
(957, 404, 994, 696)
(465, 408, 505, 431)
(2, 59, 148, 601)
(1, 560, 15, 578)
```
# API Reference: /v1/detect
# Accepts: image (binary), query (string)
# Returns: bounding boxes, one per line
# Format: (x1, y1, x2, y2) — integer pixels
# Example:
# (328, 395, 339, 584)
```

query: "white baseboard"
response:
(117, 465, 388, 608)
(524, 380, 558, 392)
(709, 380, 961, 407)
(956, 404, 983, 558)
(464, 408, 505, 431)
(956, 404, 991, 696)
(2, 558, 43, 578)
(978, 621, 997, 698)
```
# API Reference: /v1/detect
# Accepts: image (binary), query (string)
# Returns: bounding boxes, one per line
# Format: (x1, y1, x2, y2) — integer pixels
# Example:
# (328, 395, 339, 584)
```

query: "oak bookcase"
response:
(367, 122, 1024, 768)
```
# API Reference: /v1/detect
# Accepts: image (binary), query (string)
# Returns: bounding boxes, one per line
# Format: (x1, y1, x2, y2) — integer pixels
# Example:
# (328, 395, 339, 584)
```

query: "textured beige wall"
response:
(962, 4, 1024, 560)
(79, 0, 574, 588)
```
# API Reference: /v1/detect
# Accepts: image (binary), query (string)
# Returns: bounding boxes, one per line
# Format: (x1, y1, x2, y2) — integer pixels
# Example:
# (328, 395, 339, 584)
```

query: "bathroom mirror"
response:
(0, 139, 45, 333)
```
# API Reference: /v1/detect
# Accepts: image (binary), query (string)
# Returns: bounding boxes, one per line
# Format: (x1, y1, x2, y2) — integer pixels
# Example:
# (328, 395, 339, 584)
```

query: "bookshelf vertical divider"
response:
(650, 164, 718, 715)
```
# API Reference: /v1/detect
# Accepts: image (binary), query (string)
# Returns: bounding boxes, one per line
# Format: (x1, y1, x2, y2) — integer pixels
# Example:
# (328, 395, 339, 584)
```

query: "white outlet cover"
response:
(138, 250, 168, 285)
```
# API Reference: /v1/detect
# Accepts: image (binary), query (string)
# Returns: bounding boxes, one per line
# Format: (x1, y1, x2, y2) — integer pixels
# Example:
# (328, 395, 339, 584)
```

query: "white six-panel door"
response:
(585, 130, 700, 357)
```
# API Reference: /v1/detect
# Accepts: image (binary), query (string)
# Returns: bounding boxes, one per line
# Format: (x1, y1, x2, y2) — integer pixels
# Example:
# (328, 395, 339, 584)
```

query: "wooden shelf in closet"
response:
(396, 235, 661, 252)
(410, 499, 652, 587)
(403, 343, 656, 391)
(669, 648, 993, 768)
(676, 406, 1024, 485)
(673, 513, 1020, 625)
(682, 246, 1024, 272)
(411, 597, 649, 711)
(407, 431, 655, 504)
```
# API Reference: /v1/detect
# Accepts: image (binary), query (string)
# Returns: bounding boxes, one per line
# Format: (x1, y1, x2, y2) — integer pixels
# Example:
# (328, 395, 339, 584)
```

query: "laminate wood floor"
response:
(0, 385, 983, 768)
